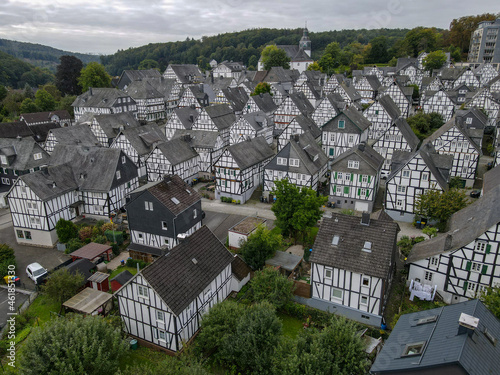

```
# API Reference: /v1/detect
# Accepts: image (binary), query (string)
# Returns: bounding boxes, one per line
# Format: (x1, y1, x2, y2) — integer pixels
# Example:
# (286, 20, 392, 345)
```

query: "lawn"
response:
(109, 266, 138, 280)
(278, 312, 304, 338)
(118, 346, 168, 371)
(26, 294, 61, 324)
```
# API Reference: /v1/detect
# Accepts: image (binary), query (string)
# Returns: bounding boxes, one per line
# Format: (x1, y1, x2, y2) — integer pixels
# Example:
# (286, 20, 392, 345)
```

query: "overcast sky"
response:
(0, 0, 498, 55)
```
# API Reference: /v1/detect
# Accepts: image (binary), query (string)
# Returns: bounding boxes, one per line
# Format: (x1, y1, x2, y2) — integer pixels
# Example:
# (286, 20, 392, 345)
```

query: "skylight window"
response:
(362, 241, 372, 252)
(401, 342, 426, 357)
(332, 235, 340, 246)
(171, 197, 180, 205)
(417, 315, 438, 325)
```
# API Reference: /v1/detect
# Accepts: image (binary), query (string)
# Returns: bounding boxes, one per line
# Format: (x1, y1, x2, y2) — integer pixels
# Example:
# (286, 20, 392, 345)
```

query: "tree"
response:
(19, 98, 39, 114)
(423, 50, 447, 72)
(449, 14, 498, 53)
(0, 85, 7, 101)
(423, 226, 438, 239)
(117, 353, 210, 375)
(480, 286, 500, 319)
(403, 27, 440, 57)
(407, 112, 444, 140)
(414, 188, 468, 231)
(24, 83, 34, 99)
(251, 267, 295, 309)
(365, 36, 389, 64)
(240, 225, 282, 270)
(319, 42, 341, 75)
(34, 89, 56, 111)
(56, 55, 83, 96)
(272, 179, 327, 241)
(261, 45, 290, 70)
(41, 268, 84, 311)
(56, 95, 77, 116)
(55, 218, 78, 243)
(408, 84, 420, 101)
(0, 244, 16, 279)
(306, 61, 321, 71)
(138, 59, 160, 70)
(251, 82, 272, 97)
(20, 314, 128, 375)
(78, 62, 112, 92)
(397, 235, 425, 258)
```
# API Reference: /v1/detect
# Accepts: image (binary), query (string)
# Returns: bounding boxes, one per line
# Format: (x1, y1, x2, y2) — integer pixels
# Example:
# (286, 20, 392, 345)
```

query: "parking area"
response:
(0, 208, 71, 291)
(0, 288, 30, 330)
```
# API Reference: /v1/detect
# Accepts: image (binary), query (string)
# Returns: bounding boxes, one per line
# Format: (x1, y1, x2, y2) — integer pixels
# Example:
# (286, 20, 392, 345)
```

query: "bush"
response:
(78, 226, 93, 241)
(95, 220, 106, 229)
(91, 235, 107, 244)
(65, 238, 83, 253)
(251, 267, 295, 309)
(397, 235, 425, 258)
(0, 244, 16, 280)
(56, 219, 78, 243)
(126, 258, 146, 269)
(281, 301, 332, 328)
(105, 230, 123, 245)
(111, 242, 120, 256)
(101, 222, 115, 233)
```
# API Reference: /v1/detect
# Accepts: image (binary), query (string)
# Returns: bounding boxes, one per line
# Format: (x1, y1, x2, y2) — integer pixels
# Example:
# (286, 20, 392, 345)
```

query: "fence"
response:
(293, 281, 311, 298)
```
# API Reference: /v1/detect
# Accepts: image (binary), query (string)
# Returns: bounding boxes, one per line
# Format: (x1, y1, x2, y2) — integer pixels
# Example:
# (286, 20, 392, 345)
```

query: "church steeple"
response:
(299, 23, 311, 57)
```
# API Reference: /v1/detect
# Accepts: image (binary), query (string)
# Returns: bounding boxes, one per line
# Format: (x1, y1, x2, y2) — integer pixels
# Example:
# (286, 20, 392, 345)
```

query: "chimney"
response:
(358, 142, 366, 152)
(444, 234, 453, 251)
(89, 87, 93, 96)
(163, 175, 172, 184)
(457, 313, 479, 336)
(294, 134, 299, 142)
(361, 212, 370, 226)
(183, 134, 192, 142)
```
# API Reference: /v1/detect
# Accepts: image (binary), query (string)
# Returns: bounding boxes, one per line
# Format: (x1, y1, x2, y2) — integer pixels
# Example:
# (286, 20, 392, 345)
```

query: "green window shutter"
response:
(329, 148, 334, 156)
(463, 281, 468, 290)
(486, 244, 491, 254)
(334, 172, 337, 179)
(358, 188, 361, 196)
(359, 175, 362, 182)
(368, 175, 371, 183)
(333, 185, 337, 193)
(366, 189, 370, 197)
(465, 261, 471, 271)
(350, 173, 353, 181)
(481, 265, 488, 275)
(344, 186, 349, 194)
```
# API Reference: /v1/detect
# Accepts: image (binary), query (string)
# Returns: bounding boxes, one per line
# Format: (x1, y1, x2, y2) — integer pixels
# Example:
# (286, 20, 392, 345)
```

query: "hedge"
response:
(104, 230, 123, 245)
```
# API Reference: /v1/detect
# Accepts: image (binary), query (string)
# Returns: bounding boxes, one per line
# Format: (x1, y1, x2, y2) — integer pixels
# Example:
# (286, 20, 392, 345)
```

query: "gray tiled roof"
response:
(221, 87, 249, 112)
(422, 118, 482, 153)
(29, 122, 61, 143)
(119, 69, 161, 85)
(241, 111, 273, 131)
(331, 143, 384, 175)
(286, 114, 321, 140)
(370, 300, 500, 375)
(0, 137, 50, 170)
(172, 129, 219, 149)
(72, 88, 134, 109)
(166, 64, 204, 84)
(125, 80, 164, 99)
(205, 104, 236, 130)
(226, 136, 274, 170)
(0, 121, 33, 139)
(394, 118, 420, 150)
(155, 138, 198, 165)
(276, 45, 313, 62)
(170, 107, 198, 130)
(289, 91, 315, 116)
(323, 107, 371, 133)
(47, 124, 100, 148)
(378, 95, 401, 120)
(141, 225, 234, 316)
(20, 110, 71, 124)
(310, 214, 398, 279)
(118, 124, 167, 156)
(143, 77, 178, 101)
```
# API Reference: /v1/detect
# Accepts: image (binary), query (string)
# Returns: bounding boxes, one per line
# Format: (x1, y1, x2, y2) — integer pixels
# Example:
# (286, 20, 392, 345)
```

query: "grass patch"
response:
(278, 313, 304, 338)
(28, 294, 61, 324)
(109, 266, 138, 280)
(118, 346, 168, 371)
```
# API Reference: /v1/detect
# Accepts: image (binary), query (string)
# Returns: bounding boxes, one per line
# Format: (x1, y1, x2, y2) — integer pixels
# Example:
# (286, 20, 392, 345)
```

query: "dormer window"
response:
(332, 235, 340, 246)
(0, 155, 6, 165)
(348, 160, 359, 169)
(401, 341, 426, 357)
(362, 241, 372, 253)
(33, 153, 42, 161)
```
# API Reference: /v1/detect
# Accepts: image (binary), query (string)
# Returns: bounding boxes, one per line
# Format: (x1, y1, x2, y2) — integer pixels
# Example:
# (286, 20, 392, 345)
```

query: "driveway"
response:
(0, 208, 71, 291)
(0, 288, 29, 330)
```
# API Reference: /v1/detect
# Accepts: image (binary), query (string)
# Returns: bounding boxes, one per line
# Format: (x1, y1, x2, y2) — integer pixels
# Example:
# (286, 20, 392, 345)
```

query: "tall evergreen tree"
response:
(56, 55, 84, 96)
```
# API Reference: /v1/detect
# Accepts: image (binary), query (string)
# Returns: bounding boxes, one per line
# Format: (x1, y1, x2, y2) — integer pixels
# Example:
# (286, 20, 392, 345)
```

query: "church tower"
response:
(299, 26, 312, 57)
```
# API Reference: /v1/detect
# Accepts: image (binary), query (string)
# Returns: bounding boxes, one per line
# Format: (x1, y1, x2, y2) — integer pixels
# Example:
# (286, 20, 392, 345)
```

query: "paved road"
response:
(0, 288, 29, 330)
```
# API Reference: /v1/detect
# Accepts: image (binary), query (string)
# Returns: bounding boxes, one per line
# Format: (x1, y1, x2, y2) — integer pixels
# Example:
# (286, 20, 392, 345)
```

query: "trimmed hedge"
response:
(104, 230, 123, 245)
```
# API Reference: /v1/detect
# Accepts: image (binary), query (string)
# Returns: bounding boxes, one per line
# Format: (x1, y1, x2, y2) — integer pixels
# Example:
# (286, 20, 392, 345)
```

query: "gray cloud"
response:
(0, 0, 498, 54)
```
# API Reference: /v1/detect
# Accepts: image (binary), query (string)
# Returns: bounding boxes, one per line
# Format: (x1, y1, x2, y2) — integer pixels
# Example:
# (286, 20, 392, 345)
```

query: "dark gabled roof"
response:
(419, 144, 453, 189)
(155, 138, 198, 165)
(396, 57, 418, 71)
(128, 242, 164, 257)
(66, 258, 96, 281)
(337, 82, 362, 102)
(250, 92, 278, 114)
(364, 75, 382, 90)
(141, 225, 234, 316)
(485, 74, 500, 88)
(289, 91, 315, 116)
(20, 110, 71, 124)
(407, 182, 500, 262)
(14, 163, 78, 201)
(455, 108, 488, 126)
(144, 174, 201, 216)
(120, 69, 161, 84)
(310, 215, 398, 279)
(331, 143, 384, 175)
(172, 129, 219, 149)
(118, 124, 167, 156)
(205, 104, 236, 130)
(378, 95, 401, 120)
(370, 300, 500, 375)
(166, 64, 204, 84)
(241, 111, 273, 131)
(77, 112, 139, 139)
(275, 45, 313, 62)
(483, 165, 500, 195)
(288, 114, 321, 139)
(143, 77, 178, 100)
(323, 107, 371, 133)
(0, 137, 50, 170)
(231, 255, 252, 281)
(125, 80, 164, 99)
(29, 122, 61, 143)
(0, 121, 33, 139)
(394, 118, 420, 150)
(72, 88, 134, 108)
(47, 124, 100, 147)
(422, 118, 482, 153)
(170, 106, 198, 130)
(226, 136, 274, 170)
(71, 242, 111, 260)
(439, 67, 468, 81)
(221, 87, 249, 112)
(110, 270, 134, 286)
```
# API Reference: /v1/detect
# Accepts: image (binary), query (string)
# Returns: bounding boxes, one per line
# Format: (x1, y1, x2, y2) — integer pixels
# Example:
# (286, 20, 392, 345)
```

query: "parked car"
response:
(26, 263, 48, 284)
(470, 190, 481, 198)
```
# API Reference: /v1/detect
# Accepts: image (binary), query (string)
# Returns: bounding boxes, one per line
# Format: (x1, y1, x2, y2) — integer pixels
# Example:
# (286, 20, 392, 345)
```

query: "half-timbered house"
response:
(229, 111, 273, 145)
(321, 107, 370, 159)
(455, 108, 489, 131)
(72, 88, 138, 122)
(144, 77, 182, 114)
(115, 225, 233, 352)
(164, 106, 198, 140)
(378, 81, 412, 117)
(145, 138, 200, 184)
(126, 174, 202, 254)
(242, 92, 277, 116)
(309, 213, 398, 326)
(116, 69, 162, 90)
(395, 57, 426, 87)
(214, 137, 274, 204)
(354, 75, 382, 101)
(294, 81, 322, 107)
(177, 86, 209, 109)
(192, 104, 236, 147)
(124, 80, 166, 122)
(212, 61, 245, 80)
(329, 143, 383, 212)
(475, 63, 500, 87)
(466, 88, 500, 126)
(322, 74, 345, 96)
(332, 82, 362, 107)
(44, 124, 100, 154)
(277, 114, 321, 151)
(363, 95, 401, 140)
(20, 110, 72, 128)
(422, 89, 456, 121)
(311, 93, 346, 128)
(407, 168, 500, 304)
(372, 118, 420, 173)
(263, 132, 328, 197)
(162, 64, 204, 87)
(384, 144, 453, 222)
(78, 112, 139, 147)
(273, 92, 315, 134)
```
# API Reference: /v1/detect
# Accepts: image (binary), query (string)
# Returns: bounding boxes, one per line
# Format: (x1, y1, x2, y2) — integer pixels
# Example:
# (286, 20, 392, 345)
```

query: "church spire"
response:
(299, 23, 311, 57)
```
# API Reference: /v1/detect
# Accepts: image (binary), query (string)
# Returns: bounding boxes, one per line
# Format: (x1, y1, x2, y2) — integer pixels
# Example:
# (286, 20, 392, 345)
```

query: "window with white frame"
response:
(33, 153, 42, 160)
(290, 158, 300, 167)
(424, 271, 433, 281)
(402, 170, 410, 178)
(362, 175, 368, 183)
(466, 117, 472, 124)
(421, 172, 429, 181)
(360, 296, 368, 305)
(397, 185, 406, 194)
(162, 221, 168, 230)
(348, 160, 359, 169)
(475, 241, 487, 252)
(0, 155, 6, 165)
(337, 172, 343, 180)
(430, 257, 439, 266)
(156, 310, 165, 322)
(331, 288, 343, 300)
(158, 329, 167, 341)
(324, 268, 332, 279)
(30, 217, 40, 225)
(362, 277, 370, 286)
(348, 135, 354, 144)
(330, 133, 335, 142)
(277, 157, 287, 166)
(467, 282, 477, 292)
(338, 120, 345, 129)
(145, 201, 153, 211)
(116, 170, 121, 179)
(138, 285, 149, 298)
(471, 262, 482, 272)
(396, 199, 404, 208)
(344, 173, 351, 181)
(359, 188, 367, 196)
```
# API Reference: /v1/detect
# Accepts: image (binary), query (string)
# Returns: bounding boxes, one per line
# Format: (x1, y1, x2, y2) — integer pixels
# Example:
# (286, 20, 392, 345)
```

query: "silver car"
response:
(26, 263, 48, 284)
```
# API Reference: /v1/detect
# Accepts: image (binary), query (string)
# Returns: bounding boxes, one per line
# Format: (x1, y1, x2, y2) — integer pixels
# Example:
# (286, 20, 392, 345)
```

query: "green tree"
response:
(34, 89, 56, 111)
(240, 225, 282, 270)
(319, 41, 341, 75)
(0, 244, 16, 280)
(138, 59, 160, 70)
(251, 267, 295, 309)
(403, 27, 440, 57)
(423, 50, 447, 72)
(41, 268, 84, 312)
(56, 95, 77, 116)
(24, 83, 34, 99)
(480, 287, 500, 319)
(306, 61, 321, 71)
(19, 98, 39, 114)
(251, 82, 273, 97)
(261, 45, 290, 70)
(414, 188, 468, 231)
(55, 218, 78, 243)
(78, 62, 112, 92)
(449, 13, 499, 53)
(388, 57, 397, 67)
(397, 235, 425, 258)
(272, 179, 327, 241)
(366, 36, 389, 64)
(20, 314, 128, 375)
(423, 226, 438, 239)
(407, 112, 444, 140)
(56, 55, 84, 96)
(0, 85, 7, 101)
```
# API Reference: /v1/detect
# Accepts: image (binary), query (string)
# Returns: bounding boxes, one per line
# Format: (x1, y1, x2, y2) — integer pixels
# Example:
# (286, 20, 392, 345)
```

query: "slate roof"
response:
(29, 122, 61, 143)
(275, 45, 313, 62)
(439, 67, 468, 81)
(125, 80, 164, 99)
(72, 88, 134, 108)
(225, 136, 274, 170)
(482, 165, 500, 195)
(378, 95, 401, 120)
(170, 106, 198, 130)
(422, 118, 482, 153)
(338, 82, 362, 102)
(0, 137, 50, 170)
(65, 258, 95, 282)
(289, 91, 315, 116)
(166, 64, 204, 84)
(331, 143, 384, 175)
(393, 118, 420, 150)
(286, 114, 321, 139)
(455, 108, 488, 127)
(118, 124, 166, 156)
(143, 77, 178, 101)
(47, 124, 100, 147)
(231, 255, 252, 281)
(15, 163, 78, 201)
(110, 270, 134, 286)
(396, 57, 419, 72)
(143, 174, 201, 216)
(172, 129, 219, 149)
(221, 87, 249, 112)
(310, 214, 398, 279)
(0, 121, 33, 139)
(205, 104, 236, 130)
(364, 75, 382, 91)
(155, 138, 198, 165)
(69, 242, 111, 260)
(241, 111, 273, 131)
(140, 225, 234, 316)
(407, 181, 500, 262)
(266, 132, 328, 176)
(323, 107, 371, 133)
(118, 69, 161, 88)
(370, 300, 500, 375)
(77, 112, 139, 140)
(20, 110, 71, 124)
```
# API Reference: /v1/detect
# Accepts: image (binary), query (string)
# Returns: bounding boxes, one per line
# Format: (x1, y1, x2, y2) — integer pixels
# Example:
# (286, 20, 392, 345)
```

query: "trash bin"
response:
(14, 277, 20, 287)
(130, 339, 138, 350)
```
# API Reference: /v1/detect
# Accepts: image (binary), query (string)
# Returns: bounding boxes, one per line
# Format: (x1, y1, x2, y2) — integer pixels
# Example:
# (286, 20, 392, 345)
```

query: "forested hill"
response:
(0, 39, 100, 72)
(101, 28, 410, 76)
